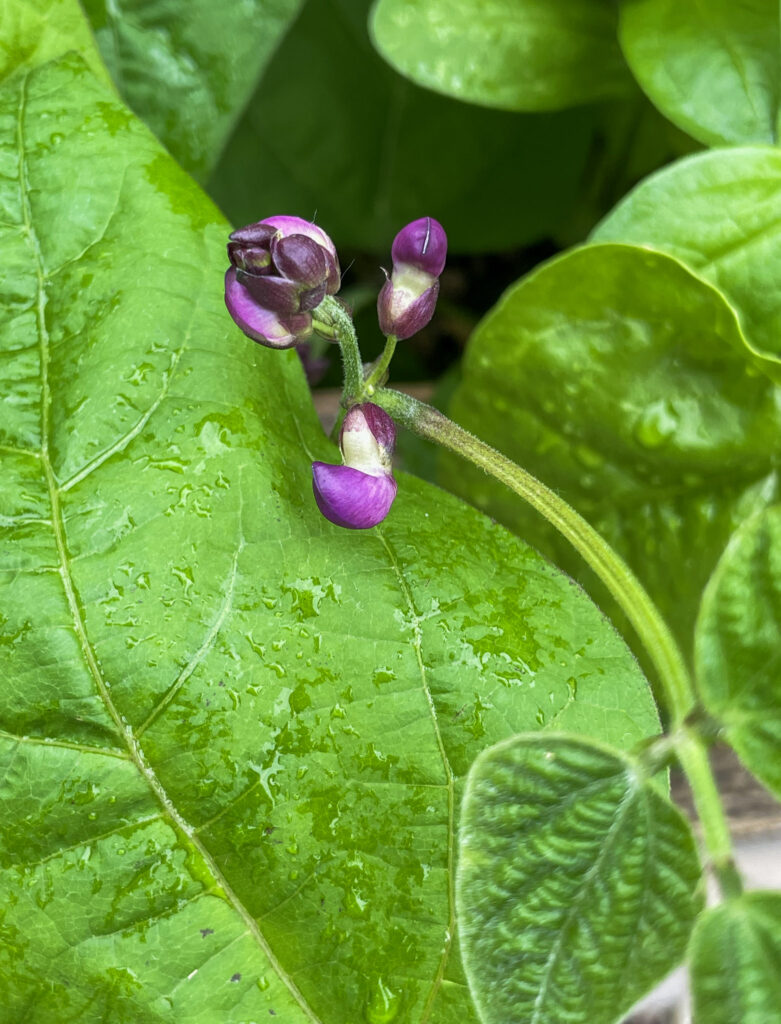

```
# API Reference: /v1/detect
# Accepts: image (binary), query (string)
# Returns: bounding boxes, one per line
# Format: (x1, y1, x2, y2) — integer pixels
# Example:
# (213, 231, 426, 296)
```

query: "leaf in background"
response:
(369, 0, 632, 111)
(690, 893, 781, 1024)
(695, 506, 781, 799)
(0, 0, 111, 84)
(440, 244, 781, 669)
(593, 146, 781, 371)
(209, 0, 596, 253)
(81, 0, 304, 180)
(457, 734, 702, 1024)
(619, 0, 781, 146)
(0, 56, 661, 1022)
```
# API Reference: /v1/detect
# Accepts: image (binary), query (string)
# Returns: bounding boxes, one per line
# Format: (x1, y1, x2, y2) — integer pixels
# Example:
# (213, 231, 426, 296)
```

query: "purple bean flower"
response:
(225, 216, 340, 348)
(377, 217, 447, 340)
(312, 404, 397, 529)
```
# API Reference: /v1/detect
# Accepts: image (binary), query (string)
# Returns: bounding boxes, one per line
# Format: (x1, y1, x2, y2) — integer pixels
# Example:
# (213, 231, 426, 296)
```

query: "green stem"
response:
(675, 730, 743, 899)
(364, 334, 397, 392)
(317, 296, 363, 403)
(376, 388, 696, 723)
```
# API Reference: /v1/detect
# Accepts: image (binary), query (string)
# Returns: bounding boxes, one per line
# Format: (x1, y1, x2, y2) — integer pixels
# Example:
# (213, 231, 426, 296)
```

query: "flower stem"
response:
(364, 335, 397, 393)
(376, 388, 695, 722)
(317, 296, 363, 403)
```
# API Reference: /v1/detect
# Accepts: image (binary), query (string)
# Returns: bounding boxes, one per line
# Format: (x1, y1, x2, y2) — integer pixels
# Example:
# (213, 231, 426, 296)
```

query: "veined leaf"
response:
(209, 0, 597, 253)
(0, 57, 661, 1021)
(695, 506, 781, 799)
(370, 0, 631, 111)
(441, 243, 781, 670)
(457, 734, 702, 1024)
(690, 893, 781, 1024)
(619, 0, 781, 146)
(81, 0, 304, 179)
(593, 146, 781, 371)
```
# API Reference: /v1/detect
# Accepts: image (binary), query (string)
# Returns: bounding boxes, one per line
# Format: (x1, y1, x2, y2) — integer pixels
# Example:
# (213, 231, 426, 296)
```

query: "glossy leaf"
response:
(209, 0, 596, 253)
(690, 893, 781, 1024)
(81, 0, 304, 179)
(695, 506, 781, 799)
(0, 0, 110, 84)
(619, 0, 781, 146)
(441, 244, 781, 667)
(0, 57, 661, 1021)
(370, 0, 631, 111)
(457, 734, 702, 1024)
(593, 146, 781, 370)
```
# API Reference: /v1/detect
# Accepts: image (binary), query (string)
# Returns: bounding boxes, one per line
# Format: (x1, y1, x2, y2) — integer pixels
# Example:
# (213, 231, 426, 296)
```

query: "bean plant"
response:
(2, 2, 780, 1024)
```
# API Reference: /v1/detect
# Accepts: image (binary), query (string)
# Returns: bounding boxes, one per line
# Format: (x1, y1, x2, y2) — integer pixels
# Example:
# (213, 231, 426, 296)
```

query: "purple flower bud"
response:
(225, 268, 312, 348)
(377, 217, 447, 340)
(226, 215, 341, 317)
(391, 217, 447, 277)
(312, 403, 398, 529)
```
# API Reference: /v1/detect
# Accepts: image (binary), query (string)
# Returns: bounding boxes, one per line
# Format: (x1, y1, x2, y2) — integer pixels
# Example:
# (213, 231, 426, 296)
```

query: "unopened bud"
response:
(377, 217, 447, 340)
(224, 268, 312, 349)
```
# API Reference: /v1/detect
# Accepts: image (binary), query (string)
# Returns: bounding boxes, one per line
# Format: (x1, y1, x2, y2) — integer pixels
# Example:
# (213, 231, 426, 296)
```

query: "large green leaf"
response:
(0, 0, 110, 84)
(81, 0, 304, 179)
(593, 146, 781, 369)
(619, 0, 781, 146)
(209, 0, 596, 253)
(457, 734, 702, 1024)
(690, 893, 781, 1024)
(441, 244, 781, 670)
(369, 0, 631, 111)
(0, 57, 661, 1022)
(695, 506, 781, 799)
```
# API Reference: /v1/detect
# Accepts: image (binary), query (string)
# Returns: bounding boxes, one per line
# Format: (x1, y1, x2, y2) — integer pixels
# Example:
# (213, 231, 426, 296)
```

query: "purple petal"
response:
(262, 216, 339, 262)
(377, 278, 439, 340)
(225, 268, 310, 348)
(341, 403, 396, 458)
(312, 463, 397, 529)
(272, 234, 328, 288)
(391, 217, 447, 277)
(238, 270, 302, 315)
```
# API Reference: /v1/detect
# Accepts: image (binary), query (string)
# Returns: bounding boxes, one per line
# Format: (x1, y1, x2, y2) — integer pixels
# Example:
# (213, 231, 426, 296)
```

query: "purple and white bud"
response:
(224, 268, 312, 349)
(226, 215, 341, 323)
(377, 217, 447, 340)
(312, 403, 397, 529)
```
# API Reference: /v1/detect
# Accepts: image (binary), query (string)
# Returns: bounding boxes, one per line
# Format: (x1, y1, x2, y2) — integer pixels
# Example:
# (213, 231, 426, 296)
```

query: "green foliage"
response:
(695, 506, 781, 799)
(457, 734, 702, 1024)
(208, 0, 597, 253)
(370, 0, 631, 111)
(0, 0, 111, 83)
(593, 145, 781, 368)
(81, 0, 304, 179)
(0, 52, 661, 1021)
(619, 0, 781, 146)
(441, 243, 781, 668)
(690, 893, 781, 1024)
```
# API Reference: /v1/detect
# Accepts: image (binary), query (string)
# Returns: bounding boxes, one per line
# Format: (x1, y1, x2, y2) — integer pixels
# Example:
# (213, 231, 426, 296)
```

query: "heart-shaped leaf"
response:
(209, 0, 598, 253)
(440, 243, 781, 670)
(695, 506, 781, 799)
(457, 734, 702, 1024)
(619, 0, 781, 146)
(593, 146, 781, 370)
(690, 893, 781, 1024)
(0, 58, 661, 1021)
(81, 0, 304, 179)
(370, 0, 632, 111)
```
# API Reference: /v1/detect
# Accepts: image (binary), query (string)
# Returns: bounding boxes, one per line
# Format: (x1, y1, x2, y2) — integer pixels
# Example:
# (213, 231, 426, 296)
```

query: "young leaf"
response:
(441, 243, 781, 671)
(690, 893, 781, 1024)
(457, 734, 702, 1024)
(0, 57, 661, 1021)
(209, 0, 597, 253)
(695, 506, 781, 799)
(619, 0, 781, 146)
(80, 0, 304, 179)
(370, 0, 632, 111)
(593, 146, 781, 371)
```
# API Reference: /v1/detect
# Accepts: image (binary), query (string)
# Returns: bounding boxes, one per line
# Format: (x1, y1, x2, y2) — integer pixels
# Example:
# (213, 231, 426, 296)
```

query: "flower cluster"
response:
(225, 214, 447, 529)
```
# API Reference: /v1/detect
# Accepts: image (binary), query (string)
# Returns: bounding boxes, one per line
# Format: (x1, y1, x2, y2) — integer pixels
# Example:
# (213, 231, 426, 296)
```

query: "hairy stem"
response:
(364, 334, 397, 392)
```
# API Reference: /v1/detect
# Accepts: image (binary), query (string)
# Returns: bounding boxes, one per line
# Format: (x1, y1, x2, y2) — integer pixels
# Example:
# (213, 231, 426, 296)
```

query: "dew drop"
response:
(365, 976, 401, 1023)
